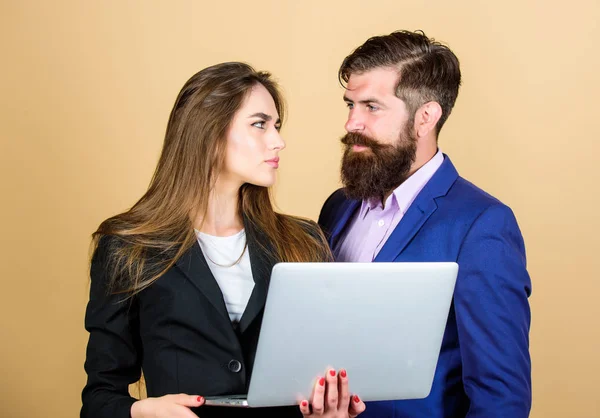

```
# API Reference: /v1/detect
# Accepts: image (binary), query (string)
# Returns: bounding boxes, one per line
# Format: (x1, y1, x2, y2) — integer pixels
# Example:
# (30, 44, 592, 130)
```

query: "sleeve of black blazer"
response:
(81, 236, 142, 418)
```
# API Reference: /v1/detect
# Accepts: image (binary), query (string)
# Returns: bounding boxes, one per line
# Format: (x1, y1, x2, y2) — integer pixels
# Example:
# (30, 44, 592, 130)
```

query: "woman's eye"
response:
(252, 121, 266, 129)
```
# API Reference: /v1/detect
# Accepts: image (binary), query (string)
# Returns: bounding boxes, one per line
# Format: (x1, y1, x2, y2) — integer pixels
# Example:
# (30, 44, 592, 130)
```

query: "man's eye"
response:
(252, 121, 266, 129)
(346, 103, 354, 109)
(367, 104, 378, 112)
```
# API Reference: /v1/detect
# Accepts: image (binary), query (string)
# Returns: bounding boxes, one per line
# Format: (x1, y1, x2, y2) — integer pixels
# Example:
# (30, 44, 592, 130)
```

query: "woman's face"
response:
(221, 83, 285, 188)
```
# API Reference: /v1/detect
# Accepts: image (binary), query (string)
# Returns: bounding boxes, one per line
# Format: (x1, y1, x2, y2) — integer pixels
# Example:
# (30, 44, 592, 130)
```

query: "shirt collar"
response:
(358, 149, 444, 219)
(359, 193, 399, 219)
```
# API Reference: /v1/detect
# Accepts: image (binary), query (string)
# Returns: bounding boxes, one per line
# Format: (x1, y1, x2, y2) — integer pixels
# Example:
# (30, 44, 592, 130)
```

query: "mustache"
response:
(340, 132, 388, 151)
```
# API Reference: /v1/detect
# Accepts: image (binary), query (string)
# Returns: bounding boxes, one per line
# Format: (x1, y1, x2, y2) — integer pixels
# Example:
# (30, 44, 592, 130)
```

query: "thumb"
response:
(349, 394, 366, 417)
(169, 393, 205, 407)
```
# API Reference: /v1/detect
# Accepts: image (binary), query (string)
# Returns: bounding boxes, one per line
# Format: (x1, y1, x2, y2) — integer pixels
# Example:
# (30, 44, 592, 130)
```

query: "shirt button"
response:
(228, 359, 242, 373)
(378, 220, 385, 227)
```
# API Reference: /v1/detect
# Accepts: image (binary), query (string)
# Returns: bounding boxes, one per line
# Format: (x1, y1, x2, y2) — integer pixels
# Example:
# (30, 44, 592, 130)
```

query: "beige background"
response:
(1, 1, 599, 417)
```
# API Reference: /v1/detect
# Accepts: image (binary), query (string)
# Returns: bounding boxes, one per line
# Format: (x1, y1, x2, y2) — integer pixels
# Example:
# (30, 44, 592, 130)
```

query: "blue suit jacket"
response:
(318, 156, 532, 418)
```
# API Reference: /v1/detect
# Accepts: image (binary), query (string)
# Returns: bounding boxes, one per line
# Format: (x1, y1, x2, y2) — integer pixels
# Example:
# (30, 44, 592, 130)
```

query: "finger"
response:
(349, 394, 366, 418)
(169, 393, 205, 407)
(311, 376, 326, 415)
(325, 369, 338, 411)
(175, 404, 205, 418)
(337, 368, 350, 411)
(298, 399, 311, 416)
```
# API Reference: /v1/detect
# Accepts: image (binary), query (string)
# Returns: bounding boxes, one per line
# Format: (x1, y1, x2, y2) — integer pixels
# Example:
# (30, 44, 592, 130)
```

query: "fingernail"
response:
(301, 400, 308, 407)
(340, 369, 347, 378)
(329, 369, 336, 377)
(354, 395, 360, 403)
(319, 377, 325, 386)
(197, 396, 204, 402)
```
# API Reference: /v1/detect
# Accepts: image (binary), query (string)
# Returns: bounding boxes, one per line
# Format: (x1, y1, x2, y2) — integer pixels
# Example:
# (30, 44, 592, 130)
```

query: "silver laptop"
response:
(204, 262, 458, 408)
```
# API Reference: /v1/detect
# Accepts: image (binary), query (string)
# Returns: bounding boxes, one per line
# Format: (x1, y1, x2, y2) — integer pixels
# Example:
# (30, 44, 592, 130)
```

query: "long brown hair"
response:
(93, 62, 331, 295)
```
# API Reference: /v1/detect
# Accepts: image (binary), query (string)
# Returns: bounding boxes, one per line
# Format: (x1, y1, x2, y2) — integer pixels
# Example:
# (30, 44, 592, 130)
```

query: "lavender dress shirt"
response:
(334, 150, 444, 262)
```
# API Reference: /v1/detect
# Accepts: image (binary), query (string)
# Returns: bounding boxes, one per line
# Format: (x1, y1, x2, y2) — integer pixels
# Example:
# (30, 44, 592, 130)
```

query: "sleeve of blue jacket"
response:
(455, 204, 532, 417)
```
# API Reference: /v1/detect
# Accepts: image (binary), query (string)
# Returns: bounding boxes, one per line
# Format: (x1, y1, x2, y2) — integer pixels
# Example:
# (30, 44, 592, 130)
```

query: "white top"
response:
(195, 229, 254, 323)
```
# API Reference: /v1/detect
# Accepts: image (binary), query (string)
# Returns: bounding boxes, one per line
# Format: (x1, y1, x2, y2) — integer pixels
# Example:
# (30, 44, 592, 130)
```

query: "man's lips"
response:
(351, 145, 370, 152)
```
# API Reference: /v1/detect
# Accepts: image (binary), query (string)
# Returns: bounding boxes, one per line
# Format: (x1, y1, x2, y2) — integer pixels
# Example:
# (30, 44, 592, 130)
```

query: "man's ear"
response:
(413, 101, 442, 138)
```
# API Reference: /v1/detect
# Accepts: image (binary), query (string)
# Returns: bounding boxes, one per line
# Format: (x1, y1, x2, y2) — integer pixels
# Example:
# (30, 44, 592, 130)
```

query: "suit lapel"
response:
(175, 240, 229, 320)
(374, 198, 438, 261)
(175, 218, 276, 332)
(329, 199, 361, 249)
(374, 155, 460, 262)
(238, 218, 276, 334)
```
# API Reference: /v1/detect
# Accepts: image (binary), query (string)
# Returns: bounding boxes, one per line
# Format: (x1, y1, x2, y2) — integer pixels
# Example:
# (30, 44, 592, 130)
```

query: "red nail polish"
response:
(329, 369, 336, 377)
(340, 369, 347, 378)
(197, 396, 203, 402)
(354, 395, 360, 403)
(301, 400, 308, 407)
(319, 377, 325, 386)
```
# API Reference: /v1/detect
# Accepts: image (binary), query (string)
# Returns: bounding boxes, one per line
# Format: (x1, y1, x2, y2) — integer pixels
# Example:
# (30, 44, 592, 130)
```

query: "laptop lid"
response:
(245, 262, 458, 407)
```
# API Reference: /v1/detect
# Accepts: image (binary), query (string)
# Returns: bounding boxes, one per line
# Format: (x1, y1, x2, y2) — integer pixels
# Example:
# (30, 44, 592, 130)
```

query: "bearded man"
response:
(318, 30, 532, 418)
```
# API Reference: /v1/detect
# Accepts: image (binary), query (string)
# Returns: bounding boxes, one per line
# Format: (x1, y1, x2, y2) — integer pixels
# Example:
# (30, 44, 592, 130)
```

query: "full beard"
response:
(340, 127, 417, 201)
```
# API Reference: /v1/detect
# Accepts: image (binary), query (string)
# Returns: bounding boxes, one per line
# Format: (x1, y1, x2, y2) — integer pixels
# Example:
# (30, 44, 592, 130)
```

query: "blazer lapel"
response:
(238, 219, 276, 334)
(175, 240, 230, 320)
(374, 155, 460, 262)
(374, 198, 438, 262)
(329, 199, 361, 250)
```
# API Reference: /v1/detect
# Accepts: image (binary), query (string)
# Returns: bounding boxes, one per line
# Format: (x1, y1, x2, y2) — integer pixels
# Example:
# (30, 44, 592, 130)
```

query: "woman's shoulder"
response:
(92, 234, 127, 262)
(280, 215, 322, 237)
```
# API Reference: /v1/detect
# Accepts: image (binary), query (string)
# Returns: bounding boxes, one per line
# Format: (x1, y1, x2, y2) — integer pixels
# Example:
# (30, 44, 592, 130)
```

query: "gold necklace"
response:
(198, 231, 248, 268)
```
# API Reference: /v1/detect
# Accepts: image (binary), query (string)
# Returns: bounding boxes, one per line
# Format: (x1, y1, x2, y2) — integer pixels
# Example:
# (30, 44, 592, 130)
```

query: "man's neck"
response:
(380, 146, 438, 207)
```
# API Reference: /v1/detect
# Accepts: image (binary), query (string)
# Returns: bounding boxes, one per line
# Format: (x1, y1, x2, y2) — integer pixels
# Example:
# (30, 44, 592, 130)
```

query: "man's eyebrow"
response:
(343, 96, 385, 106)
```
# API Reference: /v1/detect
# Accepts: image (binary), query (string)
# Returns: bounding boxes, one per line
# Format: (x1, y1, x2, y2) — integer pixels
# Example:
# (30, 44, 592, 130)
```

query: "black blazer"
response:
(81, 221, 308, 418)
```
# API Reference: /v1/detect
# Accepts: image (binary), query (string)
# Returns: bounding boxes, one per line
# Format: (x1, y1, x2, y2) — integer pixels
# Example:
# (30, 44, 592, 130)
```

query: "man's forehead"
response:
(345, 67, 399, 99)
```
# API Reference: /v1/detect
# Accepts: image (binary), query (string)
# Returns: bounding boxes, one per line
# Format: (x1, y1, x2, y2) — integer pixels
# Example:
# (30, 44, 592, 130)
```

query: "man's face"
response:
(340, 67, 417, 201)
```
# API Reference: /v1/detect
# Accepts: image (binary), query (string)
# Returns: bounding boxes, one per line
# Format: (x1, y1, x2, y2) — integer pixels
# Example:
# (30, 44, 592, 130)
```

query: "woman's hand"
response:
(131, 394, 205, 418)
(299, 369, 366, 417)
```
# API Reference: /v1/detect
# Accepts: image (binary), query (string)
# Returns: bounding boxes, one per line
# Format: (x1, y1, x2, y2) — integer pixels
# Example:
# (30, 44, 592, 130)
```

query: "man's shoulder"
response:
(447, 175, 507, 211)
(318, 188, 352, 230)
(322, 188, 348, 210)
(441, 175, 522, 233)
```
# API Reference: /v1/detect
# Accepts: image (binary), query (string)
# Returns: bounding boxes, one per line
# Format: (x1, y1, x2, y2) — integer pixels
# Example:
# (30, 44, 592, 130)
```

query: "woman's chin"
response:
(244, 176, 276, 188)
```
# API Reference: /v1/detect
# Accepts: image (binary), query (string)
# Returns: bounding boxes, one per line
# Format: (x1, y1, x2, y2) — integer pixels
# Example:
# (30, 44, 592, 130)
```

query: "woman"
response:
(81, 62, 366, 418)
